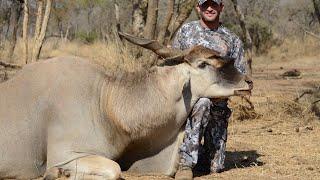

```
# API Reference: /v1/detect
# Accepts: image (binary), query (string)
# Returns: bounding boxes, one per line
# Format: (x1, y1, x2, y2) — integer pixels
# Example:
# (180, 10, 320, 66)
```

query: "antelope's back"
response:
(0, 57, 107, 179)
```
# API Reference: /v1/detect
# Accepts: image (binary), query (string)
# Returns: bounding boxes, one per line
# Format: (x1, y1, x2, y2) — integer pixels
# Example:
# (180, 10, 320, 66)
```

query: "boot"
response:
(175, 166, 193, 180)
(210, 160, 224, 173)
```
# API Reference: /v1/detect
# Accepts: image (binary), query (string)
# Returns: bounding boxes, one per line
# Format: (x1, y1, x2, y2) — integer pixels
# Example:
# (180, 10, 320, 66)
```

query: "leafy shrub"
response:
(75, 31, 99, 44)
(246, 17, 274, 54)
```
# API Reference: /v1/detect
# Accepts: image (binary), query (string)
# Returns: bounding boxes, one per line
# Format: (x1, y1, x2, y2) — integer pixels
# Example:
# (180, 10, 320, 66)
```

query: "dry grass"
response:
(42, 39, 143, 72)
(262, 36, 320, 63)
(231, 96, 315, 122)
(0, 38, 146, 74)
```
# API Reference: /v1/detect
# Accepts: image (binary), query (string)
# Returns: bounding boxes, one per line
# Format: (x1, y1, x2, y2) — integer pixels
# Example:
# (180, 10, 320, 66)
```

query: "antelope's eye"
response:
(198, 61, 208, 69)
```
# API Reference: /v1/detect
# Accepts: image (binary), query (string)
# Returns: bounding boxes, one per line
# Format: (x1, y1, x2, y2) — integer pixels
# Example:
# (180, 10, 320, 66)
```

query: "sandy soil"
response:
(123, 56, 320, 180)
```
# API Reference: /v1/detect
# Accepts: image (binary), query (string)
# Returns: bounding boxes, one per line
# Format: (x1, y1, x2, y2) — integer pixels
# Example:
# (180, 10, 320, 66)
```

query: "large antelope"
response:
(0, 33, 252, 179)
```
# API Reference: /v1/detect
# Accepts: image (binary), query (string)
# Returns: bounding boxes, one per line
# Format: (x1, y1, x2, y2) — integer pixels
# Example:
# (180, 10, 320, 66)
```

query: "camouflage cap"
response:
(198, 0, 222, 5)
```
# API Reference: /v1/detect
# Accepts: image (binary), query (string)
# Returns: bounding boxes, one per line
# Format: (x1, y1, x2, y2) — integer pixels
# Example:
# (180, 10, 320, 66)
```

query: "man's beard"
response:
(200, 12, 219, 23)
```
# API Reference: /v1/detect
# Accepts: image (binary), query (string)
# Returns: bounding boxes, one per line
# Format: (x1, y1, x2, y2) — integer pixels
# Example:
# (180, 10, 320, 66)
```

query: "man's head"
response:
(196, 0, 224, 23)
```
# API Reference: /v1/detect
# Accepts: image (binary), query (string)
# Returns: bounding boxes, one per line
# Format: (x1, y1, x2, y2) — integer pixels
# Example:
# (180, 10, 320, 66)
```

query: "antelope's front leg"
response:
(45, 155, 121, 180)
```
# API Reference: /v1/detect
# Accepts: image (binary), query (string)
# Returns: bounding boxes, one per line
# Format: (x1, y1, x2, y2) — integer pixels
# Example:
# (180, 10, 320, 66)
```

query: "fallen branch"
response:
(291, 20, 320, 40)
(0, 60, 22, 69)
(305, 30, 320, 40)
(313, 99, 320, 105)
(242, 96, 255, 110)
(294, 90, 314, 102)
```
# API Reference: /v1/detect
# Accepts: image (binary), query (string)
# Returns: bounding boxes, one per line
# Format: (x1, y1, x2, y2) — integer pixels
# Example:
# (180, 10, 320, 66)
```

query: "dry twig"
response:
(294, 90, 314, 102)
(0, 60, 22, 69)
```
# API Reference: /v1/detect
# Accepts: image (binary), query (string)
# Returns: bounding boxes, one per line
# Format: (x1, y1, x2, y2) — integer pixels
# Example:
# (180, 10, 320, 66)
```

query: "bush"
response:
(246, 17, 274, 54)
(75, 31, 99, 44)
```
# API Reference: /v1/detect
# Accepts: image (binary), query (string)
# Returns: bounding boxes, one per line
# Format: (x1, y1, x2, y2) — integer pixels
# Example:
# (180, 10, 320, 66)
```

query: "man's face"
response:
(196, 1, 224, 22)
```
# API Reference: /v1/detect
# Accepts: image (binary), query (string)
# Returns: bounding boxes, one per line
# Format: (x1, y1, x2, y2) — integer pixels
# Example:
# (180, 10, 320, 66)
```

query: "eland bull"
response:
(0, 32, 252, 179)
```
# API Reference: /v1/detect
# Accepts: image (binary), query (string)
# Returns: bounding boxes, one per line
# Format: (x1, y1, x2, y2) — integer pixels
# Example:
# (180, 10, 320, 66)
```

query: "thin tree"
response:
(131, 0, 195, 45)
(313, 0, 320, 25)
(22, 0, 29, 64)
(31, 0, 52, 62)
(230, 0, 253, 75)
(132, 0, 148, 37)
(34, 0, 44, 39)
(165, 0, 196, 44)
(143, 0, 158, 39)
(7, 0, 23, 61)
(157, 0, 174, 44)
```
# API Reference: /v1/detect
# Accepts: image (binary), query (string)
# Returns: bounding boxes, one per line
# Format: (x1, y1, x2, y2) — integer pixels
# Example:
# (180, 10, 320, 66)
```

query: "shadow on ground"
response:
(193, 150, 264, 177)
(224, 150, 264, 170)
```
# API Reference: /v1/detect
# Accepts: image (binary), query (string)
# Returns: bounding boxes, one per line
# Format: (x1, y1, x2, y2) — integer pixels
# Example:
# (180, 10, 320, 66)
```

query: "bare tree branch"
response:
(312, 0, 320, 25)
(114, 1, 124, 43)
(114, 1, 121, 33)
(22, 0, 29, 64)
(294, 90, 315, 102)
(143, 0, 159, 39)
(291, 20, 320, 40)
(6, 0, 23, 61)
(31, 0, 52, 62)
(0, 60, 22, 69)
(34, 0, 43, 38)
(313, 99, 320, 105)
(165, 0, 196, 43)
(132, 0, 148, 37)
(157, 0, 174, 44)
(231, 0, 253, 75)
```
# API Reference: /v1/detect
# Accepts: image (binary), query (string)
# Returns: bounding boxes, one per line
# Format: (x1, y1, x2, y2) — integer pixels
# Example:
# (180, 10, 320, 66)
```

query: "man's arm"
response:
(172, 27, 184, 50)
(230, 37, 248, 74)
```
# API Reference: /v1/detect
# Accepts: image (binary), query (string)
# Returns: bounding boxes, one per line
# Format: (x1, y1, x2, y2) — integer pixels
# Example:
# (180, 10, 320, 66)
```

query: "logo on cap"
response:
(198, 0, 222, 5)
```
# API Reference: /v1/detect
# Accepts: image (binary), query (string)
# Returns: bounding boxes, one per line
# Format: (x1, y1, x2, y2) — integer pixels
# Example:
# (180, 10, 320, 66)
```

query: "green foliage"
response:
(75, 31, 99, 44)
(222, 22, 242, 38)
(0, 16, 5, 26)
(222, 0, 278, 54)
(76, 0, 107, 8)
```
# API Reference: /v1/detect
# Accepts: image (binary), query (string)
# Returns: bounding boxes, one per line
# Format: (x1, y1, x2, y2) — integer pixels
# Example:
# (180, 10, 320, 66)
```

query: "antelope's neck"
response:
(100, 65, 192, 139)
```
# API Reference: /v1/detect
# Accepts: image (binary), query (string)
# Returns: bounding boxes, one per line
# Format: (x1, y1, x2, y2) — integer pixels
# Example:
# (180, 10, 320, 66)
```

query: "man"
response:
(172, 0, 248, 179)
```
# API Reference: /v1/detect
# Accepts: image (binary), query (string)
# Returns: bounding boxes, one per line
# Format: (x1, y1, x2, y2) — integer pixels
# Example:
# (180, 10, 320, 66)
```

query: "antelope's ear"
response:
(184, 45, 221, 61)
(209, 58, 227, 69)
(184, 45, 227, 68)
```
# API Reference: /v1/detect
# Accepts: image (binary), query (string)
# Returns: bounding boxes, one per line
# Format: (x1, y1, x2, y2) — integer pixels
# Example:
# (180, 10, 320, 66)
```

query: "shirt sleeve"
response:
(231, 37, 248, 74)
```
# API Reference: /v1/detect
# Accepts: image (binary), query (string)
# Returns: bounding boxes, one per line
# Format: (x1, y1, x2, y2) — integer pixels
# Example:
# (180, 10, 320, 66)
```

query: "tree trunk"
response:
(132, 0, 148, 37)
(34, 0, 43, 38)
(4, 6, 11, 39)
(64, 24, 70, 42)
(87, 3, 94, 31)
(157, 0, 174, 45)
(313, 0, 320, 25)
(7, 0, 23, 61)
(114, 1, 121, 33)
(231, 0, 253, 75)
(31, 0, 52, 62)
(22, 0, 29, 64)
(0, 1, 9, 46)
(165, 0, 196, 43)
(143, 0, 158, 39)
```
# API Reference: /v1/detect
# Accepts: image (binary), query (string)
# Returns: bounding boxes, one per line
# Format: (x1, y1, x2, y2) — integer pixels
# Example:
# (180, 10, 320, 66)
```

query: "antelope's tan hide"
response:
(0, 49, 250, 179)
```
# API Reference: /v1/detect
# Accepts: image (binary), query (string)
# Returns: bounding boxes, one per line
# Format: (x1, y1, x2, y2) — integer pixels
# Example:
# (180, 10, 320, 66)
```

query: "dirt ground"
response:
(123, 56, 320, 180)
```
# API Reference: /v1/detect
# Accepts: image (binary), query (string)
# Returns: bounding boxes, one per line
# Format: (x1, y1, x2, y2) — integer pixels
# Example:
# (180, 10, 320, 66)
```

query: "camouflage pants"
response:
(179, 98, 231, 172)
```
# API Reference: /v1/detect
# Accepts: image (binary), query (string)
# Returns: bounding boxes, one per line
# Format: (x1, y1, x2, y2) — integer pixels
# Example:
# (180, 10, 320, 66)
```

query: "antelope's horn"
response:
(118, 32, 184, 59)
